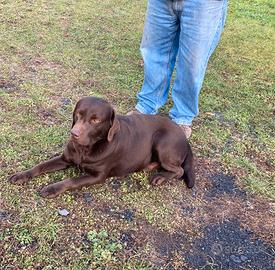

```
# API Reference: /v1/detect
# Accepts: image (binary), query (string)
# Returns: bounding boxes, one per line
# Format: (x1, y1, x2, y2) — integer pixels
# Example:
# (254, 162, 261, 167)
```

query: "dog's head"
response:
(70, 97, 120, 146)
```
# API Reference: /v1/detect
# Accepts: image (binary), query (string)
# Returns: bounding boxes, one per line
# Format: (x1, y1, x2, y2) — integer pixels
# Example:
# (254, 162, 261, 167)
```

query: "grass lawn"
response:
(0, 0, 274, 269)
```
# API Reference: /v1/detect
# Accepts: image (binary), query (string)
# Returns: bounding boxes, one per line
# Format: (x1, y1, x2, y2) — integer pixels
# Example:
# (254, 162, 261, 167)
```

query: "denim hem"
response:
(135, 103, 158, 115)
(171, 119, 192, 126)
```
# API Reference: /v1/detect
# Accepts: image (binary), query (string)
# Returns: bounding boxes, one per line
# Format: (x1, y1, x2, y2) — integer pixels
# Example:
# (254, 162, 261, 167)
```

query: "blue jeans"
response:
(136, 0, 228, 125)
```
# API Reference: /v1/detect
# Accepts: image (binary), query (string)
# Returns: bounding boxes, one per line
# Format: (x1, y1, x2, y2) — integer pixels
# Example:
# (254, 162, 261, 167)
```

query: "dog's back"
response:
(112, 113, 195, 187)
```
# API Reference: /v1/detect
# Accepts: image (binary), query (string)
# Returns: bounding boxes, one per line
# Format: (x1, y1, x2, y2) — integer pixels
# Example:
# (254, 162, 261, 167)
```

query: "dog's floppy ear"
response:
(72, 102, 78, 128)
(107, 109, 120, 142)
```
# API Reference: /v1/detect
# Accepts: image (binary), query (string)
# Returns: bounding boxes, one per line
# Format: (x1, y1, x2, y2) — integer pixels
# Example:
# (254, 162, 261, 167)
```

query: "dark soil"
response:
(205, 173, 246, 199)
(139, 169, 275, 269)
(0, 78, 18, 93)
(184, 220, 275, 270)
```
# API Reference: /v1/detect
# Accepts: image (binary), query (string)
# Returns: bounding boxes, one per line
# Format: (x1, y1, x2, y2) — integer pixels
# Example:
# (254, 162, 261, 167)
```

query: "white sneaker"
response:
(179, 125, 192, 139)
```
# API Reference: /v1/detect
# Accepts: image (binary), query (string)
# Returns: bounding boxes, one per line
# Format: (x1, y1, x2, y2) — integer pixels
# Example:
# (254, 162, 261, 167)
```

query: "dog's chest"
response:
(68, 142, 112, 172)
(72, 154, 90, 167)
(71, 153, 102, 172)
(70, 148, 88, 165)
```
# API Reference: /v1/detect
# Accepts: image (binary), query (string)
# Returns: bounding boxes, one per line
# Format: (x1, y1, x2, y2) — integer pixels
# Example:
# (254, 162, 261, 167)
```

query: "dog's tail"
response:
(181, 143, 195, 188)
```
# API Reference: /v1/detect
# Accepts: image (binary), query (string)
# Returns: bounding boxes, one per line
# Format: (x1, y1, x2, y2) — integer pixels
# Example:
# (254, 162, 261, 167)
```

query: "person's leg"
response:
(136, 0, 180, 114)
(169, 0, 228, 125)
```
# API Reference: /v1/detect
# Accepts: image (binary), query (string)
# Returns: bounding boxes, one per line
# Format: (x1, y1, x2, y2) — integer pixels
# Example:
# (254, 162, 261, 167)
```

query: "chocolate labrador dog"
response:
(9, 97, 195, 198)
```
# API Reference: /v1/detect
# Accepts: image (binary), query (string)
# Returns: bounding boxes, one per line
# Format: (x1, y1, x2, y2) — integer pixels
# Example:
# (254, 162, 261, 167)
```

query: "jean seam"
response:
(202, 0, 227, 76)
(156, 29, 178, 109)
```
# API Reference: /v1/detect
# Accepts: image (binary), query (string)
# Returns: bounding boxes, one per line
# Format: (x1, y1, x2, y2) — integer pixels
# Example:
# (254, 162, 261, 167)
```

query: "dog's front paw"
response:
(40, 184, 62, 199)
(8, 171, 32, 185)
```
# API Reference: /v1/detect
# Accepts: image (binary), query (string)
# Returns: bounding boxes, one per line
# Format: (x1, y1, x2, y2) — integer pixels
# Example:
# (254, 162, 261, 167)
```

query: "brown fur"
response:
(9, 97, 195, 198)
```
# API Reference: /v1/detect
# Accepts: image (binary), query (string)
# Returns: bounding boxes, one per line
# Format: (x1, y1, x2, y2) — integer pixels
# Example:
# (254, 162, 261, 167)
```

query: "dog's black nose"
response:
(70, 129, 80, 138)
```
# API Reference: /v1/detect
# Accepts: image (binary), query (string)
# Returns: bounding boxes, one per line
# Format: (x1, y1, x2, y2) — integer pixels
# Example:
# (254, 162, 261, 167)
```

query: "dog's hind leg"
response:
(149, 154, 184, 186)
(150, 167, 183, 186)
(150, 132, 196, 187)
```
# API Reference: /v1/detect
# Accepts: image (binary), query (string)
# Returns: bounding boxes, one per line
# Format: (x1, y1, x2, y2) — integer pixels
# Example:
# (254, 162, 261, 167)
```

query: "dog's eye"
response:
(90, 118, 101, 124)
